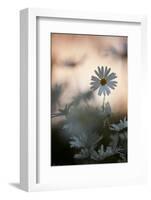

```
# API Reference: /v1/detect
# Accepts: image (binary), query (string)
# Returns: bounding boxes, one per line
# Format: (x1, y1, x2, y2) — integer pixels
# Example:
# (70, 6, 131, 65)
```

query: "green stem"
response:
(102, 94, 105, 112)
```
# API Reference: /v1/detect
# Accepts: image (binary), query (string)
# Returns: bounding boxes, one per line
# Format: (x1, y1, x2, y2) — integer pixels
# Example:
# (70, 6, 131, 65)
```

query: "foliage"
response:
(51, 66, 127, 165)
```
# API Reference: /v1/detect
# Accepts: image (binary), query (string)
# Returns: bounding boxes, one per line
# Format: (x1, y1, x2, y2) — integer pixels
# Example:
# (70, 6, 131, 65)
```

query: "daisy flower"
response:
(90, 66, 117, 96)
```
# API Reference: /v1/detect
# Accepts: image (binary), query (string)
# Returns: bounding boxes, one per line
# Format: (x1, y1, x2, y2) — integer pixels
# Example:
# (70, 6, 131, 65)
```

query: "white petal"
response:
(91, 75, 100, 82)
(107, 81, 117, 89)
(90, 80, 100, 86)
(105, 67, 111, 77)
(107, 73, 117, 81)
(94, 70, 101, 78)
(108, 80, 117, 85)
(103, 89, 106, 96)
(104, 86, 111, 96)
(90, 81, 95, 85)
(101, 66, 105, 77)
(98, 66, 103, 79)
(90, 81, 99, 86)
(97, 66, 101, 74)
(98, 86, 104, 96)
(104, 66, 108, 75)
(107, 83, 115, 90)
(90, 81, 100, 91)
(99, 66, 104, 78)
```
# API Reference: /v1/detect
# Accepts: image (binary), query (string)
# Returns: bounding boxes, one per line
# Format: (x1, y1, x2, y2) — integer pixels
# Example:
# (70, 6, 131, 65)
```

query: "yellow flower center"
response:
(100, 78, 107, 86)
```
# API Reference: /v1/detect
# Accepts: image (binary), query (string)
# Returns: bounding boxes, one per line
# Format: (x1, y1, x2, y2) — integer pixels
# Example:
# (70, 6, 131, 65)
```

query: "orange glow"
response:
(51, 33, 127, 114)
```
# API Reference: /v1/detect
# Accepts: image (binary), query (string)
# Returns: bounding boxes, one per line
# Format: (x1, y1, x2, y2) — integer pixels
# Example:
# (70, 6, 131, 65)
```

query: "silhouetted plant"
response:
(51, 66, 127, 165)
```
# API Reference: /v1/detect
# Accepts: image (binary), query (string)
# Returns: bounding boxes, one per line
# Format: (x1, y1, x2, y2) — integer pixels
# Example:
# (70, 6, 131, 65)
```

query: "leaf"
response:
(90, 145, 115, 161)
(69, 136, 85, 148)
(74, 148, 89, 159)
(69, 132, 103, 150)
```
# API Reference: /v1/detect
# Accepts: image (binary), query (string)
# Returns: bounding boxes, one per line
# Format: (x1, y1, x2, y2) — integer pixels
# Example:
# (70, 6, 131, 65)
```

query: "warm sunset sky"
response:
(51, 33, 127, 114)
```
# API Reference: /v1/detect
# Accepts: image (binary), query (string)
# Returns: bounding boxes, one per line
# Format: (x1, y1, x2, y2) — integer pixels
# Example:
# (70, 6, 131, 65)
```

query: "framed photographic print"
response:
(20, 8, 147, 191)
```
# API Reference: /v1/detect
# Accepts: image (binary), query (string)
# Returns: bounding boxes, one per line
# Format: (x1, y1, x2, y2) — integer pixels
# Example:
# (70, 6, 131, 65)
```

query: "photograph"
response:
(51, 33, 128, 166)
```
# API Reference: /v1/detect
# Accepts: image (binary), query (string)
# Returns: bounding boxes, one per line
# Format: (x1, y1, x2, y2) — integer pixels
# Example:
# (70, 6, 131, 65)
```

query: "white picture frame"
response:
(20, 8, 147, 191)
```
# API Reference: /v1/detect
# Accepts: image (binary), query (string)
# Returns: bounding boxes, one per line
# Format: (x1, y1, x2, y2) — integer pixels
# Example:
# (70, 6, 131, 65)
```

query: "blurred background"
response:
(51, 33, 127, 115)
(51, 33, 128, 166)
